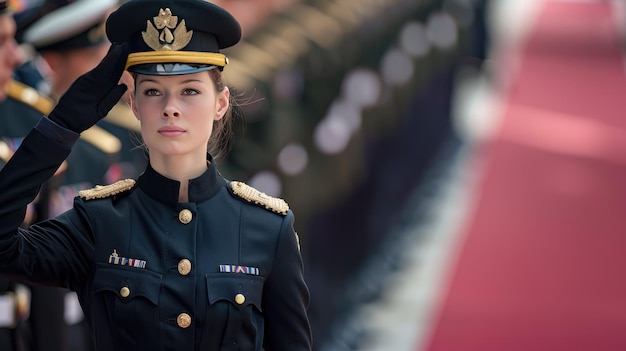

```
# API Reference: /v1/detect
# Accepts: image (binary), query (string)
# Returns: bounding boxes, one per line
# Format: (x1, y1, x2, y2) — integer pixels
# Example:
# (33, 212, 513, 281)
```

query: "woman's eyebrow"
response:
(136, 78, 158, 84)
(137, 79, 203, 84)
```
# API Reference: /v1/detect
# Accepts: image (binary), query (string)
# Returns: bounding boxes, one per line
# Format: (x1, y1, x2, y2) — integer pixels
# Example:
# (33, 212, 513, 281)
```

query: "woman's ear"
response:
(129, 93, 140, 121)
(215, 87, 230, 121)
(120, 71, 135, 105)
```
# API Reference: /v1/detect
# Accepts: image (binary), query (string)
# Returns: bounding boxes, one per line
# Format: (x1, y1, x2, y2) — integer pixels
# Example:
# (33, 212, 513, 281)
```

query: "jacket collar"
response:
(137, 155, 224, 204)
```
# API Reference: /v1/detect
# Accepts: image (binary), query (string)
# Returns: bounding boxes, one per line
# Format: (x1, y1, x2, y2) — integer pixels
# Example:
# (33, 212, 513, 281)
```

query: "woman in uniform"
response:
(0, 0, 312, 350)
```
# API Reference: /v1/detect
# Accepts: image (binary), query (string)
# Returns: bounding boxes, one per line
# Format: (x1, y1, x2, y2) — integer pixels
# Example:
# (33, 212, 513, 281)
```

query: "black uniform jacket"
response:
(0, 118, 312, 350)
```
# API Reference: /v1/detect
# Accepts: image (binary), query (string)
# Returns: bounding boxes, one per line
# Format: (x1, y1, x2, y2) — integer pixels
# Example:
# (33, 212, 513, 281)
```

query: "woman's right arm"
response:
(0, 119, 93, 288)
(0, 43, 129, 286)
(0, 118, 78, 231)
(0, 42, 129, 234)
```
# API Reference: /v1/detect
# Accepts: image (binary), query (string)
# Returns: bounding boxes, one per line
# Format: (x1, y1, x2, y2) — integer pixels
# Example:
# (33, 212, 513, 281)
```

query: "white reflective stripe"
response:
(0, 293, 16, 328)
(64, 292, 84, 325)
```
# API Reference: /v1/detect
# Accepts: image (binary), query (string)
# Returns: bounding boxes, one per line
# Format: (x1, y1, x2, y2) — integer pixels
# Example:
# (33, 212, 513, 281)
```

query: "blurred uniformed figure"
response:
(0, 79, 65, 351)
(0, 0, 312, 350)
(27, 0, 147, 180)
(0, 3, 29, 351)
(0, 0, 21, 98)
(1, 53, 57, 351)
(7, 1, 126, 350)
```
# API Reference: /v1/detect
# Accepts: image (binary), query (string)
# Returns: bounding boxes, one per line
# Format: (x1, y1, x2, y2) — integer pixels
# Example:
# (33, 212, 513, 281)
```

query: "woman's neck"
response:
(149, 154, 208, 202)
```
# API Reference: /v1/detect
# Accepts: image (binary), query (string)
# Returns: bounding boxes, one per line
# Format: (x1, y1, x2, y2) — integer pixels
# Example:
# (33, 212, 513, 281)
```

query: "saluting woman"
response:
(0, 0, 312, 350)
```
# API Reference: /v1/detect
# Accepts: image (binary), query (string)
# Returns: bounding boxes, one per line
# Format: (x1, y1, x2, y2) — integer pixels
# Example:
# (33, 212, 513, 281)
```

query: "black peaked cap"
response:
(106, 0, 241, 56)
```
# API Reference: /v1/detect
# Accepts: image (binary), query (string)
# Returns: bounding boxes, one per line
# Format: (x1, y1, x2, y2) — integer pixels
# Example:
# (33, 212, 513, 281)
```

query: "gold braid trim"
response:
(230, 181, 289, 216)
(78, 179, 136, 200)
(6, 80, 54, 115)
(126, 51, 228, 70)
(104, 103, 141, 132)
(80, 126, 122, 155)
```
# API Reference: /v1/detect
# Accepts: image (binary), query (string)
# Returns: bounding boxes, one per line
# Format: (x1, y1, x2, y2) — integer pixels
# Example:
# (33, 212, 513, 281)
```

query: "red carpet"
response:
(423, 1, 626, 350)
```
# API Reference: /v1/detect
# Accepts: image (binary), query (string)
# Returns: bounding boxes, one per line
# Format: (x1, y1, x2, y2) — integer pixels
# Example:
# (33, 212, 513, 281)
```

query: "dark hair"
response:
(207, 68, 238, 160)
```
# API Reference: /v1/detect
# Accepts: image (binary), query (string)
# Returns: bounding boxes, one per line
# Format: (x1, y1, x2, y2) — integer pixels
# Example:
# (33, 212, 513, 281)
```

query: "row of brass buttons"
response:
(176, 210, 194, 329)
(118, 209, 245, 329)
(175, 209, 193, 329)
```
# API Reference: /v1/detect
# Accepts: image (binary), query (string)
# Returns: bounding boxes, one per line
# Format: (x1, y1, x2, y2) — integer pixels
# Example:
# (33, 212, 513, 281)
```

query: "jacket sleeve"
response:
(0, 118, 93, 289)
(0, 117, 78, 222)
(262, 210, 312, 350)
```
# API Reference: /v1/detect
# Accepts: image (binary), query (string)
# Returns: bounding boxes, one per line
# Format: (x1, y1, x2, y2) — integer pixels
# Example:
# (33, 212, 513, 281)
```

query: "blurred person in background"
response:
(5, 0, 128, 350)
(0, 0, 21, 100)
(18, 0, 145, 183)
(0, 0, 312, 350)
(0, 1, 29, 350)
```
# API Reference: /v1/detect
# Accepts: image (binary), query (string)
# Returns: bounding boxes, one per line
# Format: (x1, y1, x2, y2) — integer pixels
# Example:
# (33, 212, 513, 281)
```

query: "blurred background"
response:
(214, 0, 487, 349)
(217, 0, 626, 350)
(5, 0, 626, 350)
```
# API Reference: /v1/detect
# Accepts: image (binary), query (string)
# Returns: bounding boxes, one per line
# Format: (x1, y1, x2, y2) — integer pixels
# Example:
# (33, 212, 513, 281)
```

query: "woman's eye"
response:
(182, 88, 199, 95)
(144, 89, 160, 96)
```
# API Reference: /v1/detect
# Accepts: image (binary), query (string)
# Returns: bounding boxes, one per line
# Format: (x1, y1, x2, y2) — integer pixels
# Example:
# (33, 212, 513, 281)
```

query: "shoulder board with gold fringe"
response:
(78, 179, 136, 201)
(7, 80, 54, 115)
(80, 125, 122, 155)
(104, 102, 141, 132)
(7, 80, 122, 155)
(230, 181, 289, 216)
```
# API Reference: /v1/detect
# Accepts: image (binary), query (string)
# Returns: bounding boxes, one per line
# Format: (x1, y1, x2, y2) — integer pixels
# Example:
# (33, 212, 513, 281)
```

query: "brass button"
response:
(234, 293, 245, 305)
(177, 313, 191, 328)
(178, 259, 192, 276)
(178, 209, 192, 224)
(120, 287, 130, 298)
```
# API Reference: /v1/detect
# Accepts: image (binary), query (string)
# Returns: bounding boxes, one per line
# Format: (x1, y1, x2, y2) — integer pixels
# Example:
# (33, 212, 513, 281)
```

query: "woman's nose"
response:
(162, 109, 180, 118)
(162, 97, 181, 118)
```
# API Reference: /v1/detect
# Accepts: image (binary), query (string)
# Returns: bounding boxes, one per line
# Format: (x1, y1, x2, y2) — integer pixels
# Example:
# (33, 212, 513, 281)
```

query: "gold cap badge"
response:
(142, 8, 193, 51)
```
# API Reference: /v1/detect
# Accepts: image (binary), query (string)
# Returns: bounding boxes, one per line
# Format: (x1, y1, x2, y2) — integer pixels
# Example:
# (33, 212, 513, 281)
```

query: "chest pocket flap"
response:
(206, 274, 263, 312)
(93, 265, 162, 305)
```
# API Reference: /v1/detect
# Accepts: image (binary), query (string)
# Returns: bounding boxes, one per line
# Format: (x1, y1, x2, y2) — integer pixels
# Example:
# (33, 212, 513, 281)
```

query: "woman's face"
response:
(132, 70, 229, 159)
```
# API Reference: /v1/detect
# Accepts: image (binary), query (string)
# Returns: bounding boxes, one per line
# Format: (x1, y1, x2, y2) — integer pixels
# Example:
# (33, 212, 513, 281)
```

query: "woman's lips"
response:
(158, 126, 185, 137)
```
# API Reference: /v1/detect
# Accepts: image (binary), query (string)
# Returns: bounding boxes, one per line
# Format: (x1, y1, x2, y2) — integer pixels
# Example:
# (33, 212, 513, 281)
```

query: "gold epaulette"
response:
(78, 179, 136, 200)
(6, 80, 54, 115)
(80, 125, 122, 155)
(7, 80, 122, 155)
(230, 181, 289, 216)
(104, 102, 141, 132)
